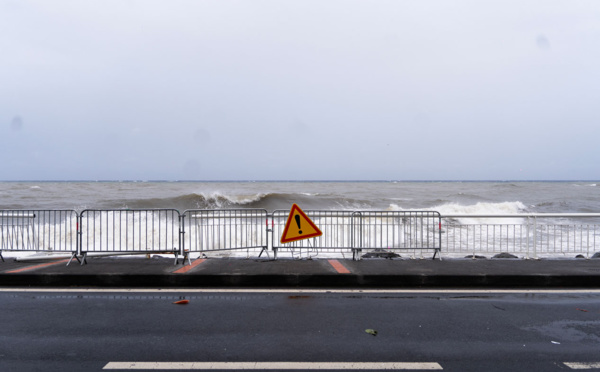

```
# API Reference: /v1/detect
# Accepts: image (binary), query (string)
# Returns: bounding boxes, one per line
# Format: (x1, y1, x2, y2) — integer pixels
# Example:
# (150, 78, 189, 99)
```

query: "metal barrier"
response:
(181, 209, 269, 258)
(441, 214, 600, 258)
(353, 211, 442, 259)
(272, 210, 441, 260)
(78, 209, 181, 264)
(272, 210, 355, 259)
(0, 210, 78, 261)
(3, 209, 600, 264)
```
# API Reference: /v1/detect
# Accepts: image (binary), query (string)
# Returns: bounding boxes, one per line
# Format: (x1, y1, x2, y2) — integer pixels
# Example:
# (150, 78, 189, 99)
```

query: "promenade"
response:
(1, 255, 600, 288)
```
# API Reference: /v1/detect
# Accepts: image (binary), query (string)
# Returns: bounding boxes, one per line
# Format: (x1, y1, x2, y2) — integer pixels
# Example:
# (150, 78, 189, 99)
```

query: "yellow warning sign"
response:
(280, 204, 323, 244)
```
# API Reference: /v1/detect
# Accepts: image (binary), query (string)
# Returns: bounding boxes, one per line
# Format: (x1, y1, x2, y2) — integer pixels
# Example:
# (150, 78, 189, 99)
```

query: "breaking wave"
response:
(388, 201, 526, 214)
(388, 201, 528, 224)
(101, 191, 367, 211)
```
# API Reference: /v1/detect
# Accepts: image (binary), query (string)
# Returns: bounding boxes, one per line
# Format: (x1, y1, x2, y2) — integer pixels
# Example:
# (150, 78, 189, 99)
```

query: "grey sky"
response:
(1, 0, 599, 180)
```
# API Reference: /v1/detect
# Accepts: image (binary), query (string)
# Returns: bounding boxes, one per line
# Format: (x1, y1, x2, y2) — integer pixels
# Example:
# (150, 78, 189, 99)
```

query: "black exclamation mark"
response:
(295, 214, 302, 235)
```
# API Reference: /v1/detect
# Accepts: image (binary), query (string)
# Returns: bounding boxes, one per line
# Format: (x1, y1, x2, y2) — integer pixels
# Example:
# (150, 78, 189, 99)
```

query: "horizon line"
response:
(0, 179, 598, 183)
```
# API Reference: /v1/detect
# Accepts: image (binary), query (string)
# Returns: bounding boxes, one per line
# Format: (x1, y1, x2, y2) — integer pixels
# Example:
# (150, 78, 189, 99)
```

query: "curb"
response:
(2, 273, 600, 288)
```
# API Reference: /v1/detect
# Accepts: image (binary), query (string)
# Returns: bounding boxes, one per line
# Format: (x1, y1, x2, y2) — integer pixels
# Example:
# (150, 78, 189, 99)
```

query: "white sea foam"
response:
(388, 201, 525, 214)
(433, 201, 526, 215)
(388, 201, 527, 224)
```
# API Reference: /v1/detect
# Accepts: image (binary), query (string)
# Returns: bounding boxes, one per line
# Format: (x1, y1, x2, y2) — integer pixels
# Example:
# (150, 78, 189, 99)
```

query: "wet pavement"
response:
(4, 288, 600, 371)
(1, 255, 600, 288)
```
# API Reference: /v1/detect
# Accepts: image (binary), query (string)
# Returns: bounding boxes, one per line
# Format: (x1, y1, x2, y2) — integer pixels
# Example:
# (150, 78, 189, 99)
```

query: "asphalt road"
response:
(2, 289, 600, 371)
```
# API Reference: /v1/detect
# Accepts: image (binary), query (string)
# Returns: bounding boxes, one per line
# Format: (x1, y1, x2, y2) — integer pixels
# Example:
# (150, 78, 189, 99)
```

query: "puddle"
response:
(525, 320, 600, 343)
(288, 295, 312, 300)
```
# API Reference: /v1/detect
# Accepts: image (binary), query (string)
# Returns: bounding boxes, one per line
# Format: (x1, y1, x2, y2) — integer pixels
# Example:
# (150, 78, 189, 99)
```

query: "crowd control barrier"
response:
(353, 211, 442, 259)
(181, 209, 269, 258)
(0, 210, 78, 261)
(271, 210, 355, 259)
(3, 209, 600, 264)
(78, 209, 181, 264)
(271, 210, 441, 260)
(441, 213, 600, 259)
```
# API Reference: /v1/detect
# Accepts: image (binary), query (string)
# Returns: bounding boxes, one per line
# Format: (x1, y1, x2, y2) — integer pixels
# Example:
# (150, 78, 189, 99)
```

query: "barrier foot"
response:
(0, 251, 4, 262)
(258, 247, 271, 260)
(66, 252, 79, 266)
(174, 250, 191, 266)
(80, 253, 88, 266)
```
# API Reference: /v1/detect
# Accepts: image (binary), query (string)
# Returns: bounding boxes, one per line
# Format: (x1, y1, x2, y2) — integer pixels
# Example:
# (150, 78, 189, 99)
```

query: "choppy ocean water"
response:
(0, 180, 598, 214)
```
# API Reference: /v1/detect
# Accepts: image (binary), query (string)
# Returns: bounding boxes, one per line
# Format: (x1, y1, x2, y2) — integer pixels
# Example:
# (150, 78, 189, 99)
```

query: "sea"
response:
(0, 180, 598, 215)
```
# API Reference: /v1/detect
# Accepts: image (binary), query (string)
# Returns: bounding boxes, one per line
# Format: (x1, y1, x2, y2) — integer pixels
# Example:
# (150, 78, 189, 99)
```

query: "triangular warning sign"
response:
(280, 204, 323, 244)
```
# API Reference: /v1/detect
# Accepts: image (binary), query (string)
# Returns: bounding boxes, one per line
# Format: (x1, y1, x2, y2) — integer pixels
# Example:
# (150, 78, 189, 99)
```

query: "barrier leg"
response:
(0, 250, 4, 262)
(67, 252, 80, 266)
(80, 252, 88, 266)
(175, 249, 192, 266)
(258, 246, 270, 259)
(174, 250, 191, 266)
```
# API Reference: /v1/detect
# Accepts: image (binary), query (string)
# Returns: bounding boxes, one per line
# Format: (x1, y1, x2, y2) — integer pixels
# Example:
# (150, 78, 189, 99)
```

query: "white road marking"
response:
(103, 362, 443, 370)
(2, 288, 600, 294)
(564, 362, 600, 369)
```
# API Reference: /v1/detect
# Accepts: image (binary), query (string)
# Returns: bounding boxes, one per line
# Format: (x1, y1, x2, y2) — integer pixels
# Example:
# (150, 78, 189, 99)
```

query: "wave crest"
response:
(434, 201, 526, 215)
(110, 191, 327, 211)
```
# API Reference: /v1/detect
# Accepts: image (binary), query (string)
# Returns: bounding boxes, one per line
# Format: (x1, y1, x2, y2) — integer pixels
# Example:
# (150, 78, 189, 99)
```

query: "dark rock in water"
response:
(591, 252, 600, 259)
(465, 255, 487, 260)
(492, 252, 518, 259)
(362, 249, 401, 259)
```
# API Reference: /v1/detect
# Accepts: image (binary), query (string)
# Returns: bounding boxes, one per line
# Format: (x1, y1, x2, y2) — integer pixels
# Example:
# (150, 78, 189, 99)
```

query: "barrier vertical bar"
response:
(77, 212, 82, 258)
(438, 214, 442, 260)
(180, 213, 185, 259)
(533, 216, 537, 259)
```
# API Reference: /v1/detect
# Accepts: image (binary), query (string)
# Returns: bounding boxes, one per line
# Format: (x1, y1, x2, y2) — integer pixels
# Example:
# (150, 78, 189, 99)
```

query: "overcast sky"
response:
(1, 0, 599, 181)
